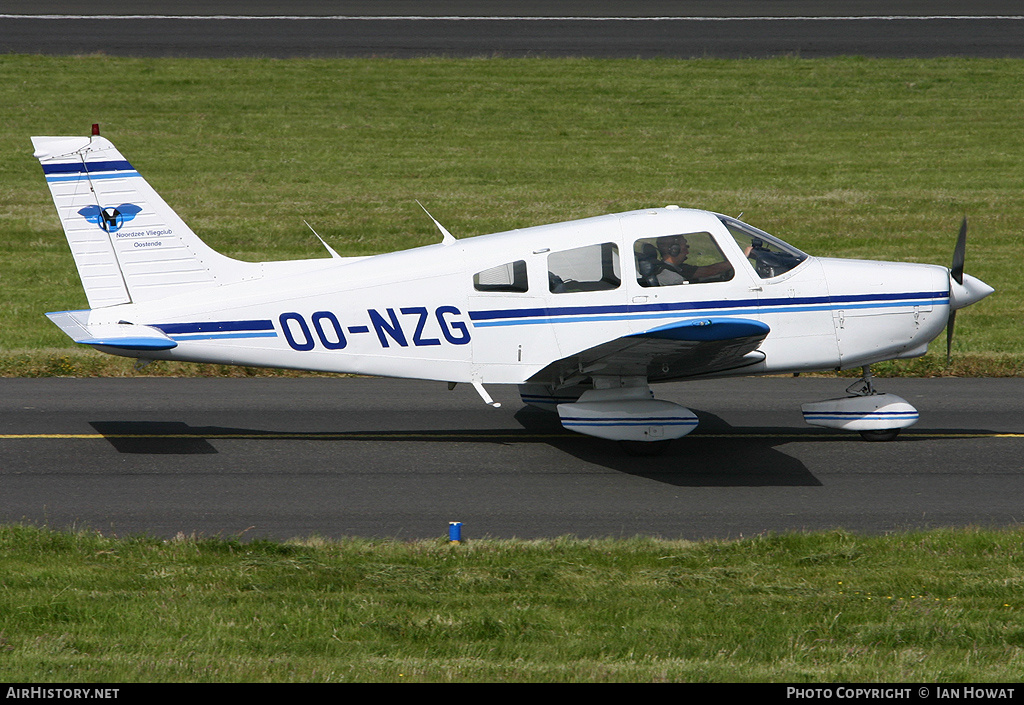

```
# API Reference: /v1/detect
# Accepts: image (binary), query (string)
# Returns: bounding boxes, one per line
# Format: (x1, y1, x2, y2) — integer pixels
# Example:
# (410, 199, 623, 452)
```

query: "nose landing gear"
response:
(801, 366, 918, 441)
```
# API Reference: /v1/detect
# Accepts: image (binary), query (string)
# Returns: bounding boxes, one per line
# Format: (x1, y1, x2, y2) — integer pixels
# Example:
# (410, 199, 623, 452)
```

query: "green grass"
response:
(1, 525, 1023, 682)
(1, 55, 1022, 373)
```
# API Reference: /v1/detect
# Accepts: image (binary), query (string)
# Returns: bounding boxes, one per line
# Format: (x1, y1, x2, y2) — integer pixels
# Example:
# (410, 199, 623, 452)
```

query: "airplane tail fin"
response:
(32, 129, 253, 308)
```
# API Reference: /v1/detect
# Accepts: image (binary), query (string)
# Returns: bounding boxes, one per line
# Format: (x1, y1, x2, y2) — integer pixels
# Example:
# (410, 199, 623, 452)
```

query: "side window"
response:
(548, 243, 620, 293)
(634, 232, 733, 287)
(473, 260, 528, 293)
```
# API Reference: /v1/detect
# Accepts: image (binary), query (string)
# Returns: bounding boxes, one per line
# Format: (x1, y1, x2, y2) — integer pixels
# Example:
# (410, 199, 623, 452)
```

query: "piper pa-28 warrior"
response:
(33, 128, 994, 454)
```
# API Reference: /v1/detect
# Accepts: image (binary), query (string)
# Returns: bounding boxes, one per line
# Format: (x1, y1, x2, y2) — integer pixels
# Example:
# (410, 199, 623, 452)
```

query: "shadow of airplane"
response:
(89, 409, 1005, 489)
(515, 407, 821, 486)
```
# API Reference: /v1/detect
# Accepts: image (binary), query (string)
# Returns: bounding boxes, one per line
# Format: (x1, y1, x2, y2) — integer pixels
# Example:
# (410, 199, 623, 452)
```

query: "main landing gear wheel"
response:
(618, 439, 673, 456)
(858, 428, 902, 442)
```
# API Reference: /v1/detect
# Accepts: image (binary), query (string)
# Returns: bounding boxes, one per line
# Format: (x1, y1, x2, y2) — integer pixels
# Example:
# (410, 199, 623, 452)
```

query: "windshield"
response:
(718, 215, 808, 279)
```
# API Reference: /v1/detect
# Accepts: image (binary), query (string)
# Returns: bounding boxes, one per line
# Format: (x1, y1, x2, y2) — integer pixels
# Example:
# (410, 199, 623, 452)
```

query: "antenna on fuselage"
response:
(303, 220, 342, 259)
(416, 201, 457, 246)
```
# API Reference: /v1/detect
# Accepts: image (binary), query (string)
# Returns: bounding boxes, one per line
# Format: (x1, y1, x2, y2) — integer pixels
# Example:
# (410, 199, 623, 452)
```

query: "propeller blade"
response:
(951, 216, 967, 285)
(946, 218, 967, 366)
(946, 309, 956, 366)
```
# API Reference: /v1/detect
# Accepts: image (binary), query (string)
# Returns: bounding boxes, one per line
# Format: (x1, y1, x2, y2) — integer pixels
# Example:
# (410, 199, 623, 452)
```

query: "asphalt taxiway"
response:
(2, 376, 1021, 540)
(3, 1, 1024, 58)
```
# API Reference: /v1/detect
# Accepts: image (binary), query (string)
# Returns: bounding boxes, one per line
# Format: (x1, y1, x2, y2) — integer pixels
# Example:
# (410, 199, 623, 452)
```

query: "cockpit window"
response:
(548, 242, 620, 293)
(474, 260, 528, 293)
(634, 231, 733, 287)
(719, 215, 808, 279)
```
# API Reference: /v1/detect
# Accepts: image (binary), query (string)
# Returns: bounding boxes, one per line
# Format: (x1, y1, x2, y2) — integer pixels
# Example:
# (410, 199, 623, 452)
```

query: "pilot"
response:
(654, 234, 734, 285)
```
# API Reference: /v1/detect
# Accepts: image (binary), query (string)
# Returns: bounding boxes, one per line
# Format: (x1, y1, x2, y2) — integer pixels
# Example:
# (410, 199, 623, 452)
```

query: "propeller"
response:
(946, 217, 967, 365)
(945, 216, 994, 364)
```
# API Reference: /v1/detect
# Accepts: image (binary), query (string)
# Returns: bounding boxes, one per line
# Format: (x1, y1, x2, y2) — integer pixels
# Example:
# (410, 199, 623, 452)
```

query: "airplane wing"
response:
(526, 317, 769, 386)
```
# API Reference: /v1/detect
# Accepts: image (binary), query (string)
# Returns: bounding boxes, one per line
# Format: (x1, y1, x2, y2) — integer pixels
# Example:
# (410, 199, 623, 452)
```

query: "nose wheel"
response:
(858, 428, 902, 442)
(802, 366, 918, 441)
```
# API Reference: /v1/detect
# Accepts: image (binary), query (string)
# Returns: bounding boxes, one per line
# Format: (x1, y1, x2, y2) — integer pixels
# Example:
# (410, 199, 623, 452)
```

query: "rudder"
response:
(32, 131, 254, 308)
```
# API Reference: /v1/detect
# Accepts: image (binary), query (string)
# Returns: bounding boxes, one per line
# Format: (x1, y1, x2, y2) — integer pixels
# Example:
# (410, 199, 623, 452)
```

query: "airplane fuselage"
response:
(78, 207, 951, 387)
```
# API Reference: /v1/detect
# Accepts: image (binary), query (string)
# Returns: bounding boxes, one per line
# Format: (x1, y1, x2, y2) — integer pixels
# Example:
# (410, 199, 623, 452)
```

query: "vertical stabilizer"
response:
(32, 133, 254, 308)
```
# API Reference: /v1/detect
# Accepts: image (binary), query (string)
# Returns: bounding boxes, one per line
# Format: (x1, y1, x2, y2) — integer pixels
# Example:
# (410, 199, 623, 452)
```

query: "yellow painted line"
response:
(1, 432, 1023, 440)
(0, 432, 570, 440)
(0, 434, 108, 439)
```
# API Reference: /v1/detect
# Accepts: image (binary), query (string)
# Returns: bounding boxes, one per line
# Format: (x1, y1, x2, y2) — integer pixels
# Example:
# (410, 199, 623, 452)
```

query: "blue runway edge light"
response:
(449, 522, 462, 542)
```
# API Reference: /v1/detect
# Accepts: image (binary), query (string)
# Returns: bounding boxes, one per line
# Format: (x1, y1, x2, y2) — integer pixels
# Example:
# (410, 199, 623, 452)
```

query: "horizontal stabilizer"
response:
(46, 310, 177, 352)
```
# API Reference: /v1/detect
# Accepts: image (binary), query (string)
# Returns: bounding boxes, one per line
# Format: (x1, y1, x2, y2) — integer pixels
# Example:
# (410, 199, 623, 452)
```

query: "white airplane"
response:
(32, 128, 994, 454)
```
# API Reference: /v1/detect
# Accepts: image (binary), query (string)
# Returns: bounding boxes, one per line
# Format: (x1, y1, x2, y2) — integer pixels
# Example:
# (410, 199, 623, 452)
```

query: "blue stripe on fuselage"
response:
(152, 320, 275, 335)
(149, 320, 278, 342)
(468, 291, 948, 328)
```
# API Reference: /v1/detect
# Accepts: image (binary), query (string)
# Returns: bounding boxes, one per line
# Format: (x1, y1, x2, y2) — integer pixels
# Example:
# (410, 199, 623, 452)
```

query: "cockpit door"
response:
(719, 216, 841, 370)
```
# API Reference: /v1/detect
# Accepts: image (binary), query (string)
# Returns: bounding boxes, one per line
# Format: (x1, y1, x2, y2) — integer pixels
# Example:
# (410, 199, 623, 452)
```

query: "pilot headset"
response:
(659, 238, 685, 258)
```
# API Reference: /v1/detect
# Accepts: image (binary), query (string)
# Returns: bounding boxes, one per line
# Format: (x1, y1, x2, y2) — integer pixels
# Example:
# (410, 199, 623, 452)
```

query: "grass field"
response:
(1, 525, 1023, 682)
(1, 55, 1021, 375)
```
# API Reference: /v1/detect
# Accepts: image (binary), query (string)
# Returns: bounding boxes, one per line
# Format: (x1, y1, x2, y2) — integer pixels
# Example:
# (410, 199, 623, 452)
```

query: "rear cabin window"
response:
(548, 243, 621, 293)
(633, 232, 734, 287)
(473, 260, 528, 293)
